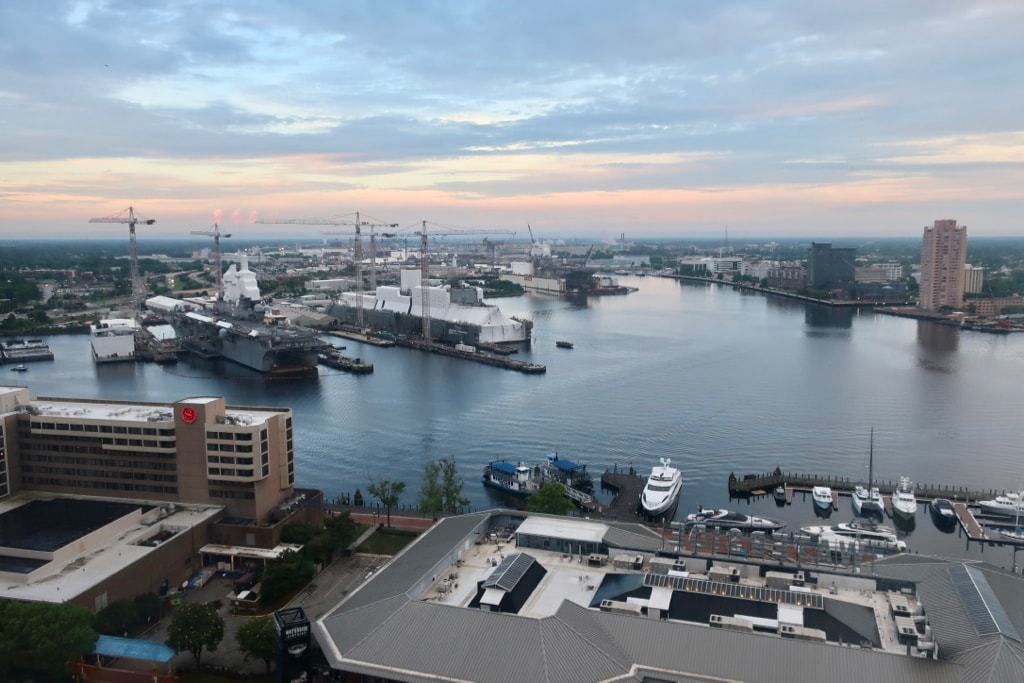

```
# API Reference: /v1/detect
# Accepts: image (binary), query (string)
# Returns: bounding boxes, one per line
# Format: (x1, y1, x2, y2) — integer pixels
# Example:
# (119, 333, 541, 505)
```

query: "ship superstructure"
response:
(147, 255, 326, 376)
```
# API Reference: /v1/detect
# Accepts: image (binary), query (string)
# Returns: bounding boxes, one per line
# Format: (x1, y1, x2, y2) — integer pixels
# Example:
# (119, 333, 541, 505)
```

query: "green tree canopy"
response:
(0, 599, 98, 679)
(525, 481, 575, 516)
(261, 549, 317, 605)
(236, 615, 276, 673)
(367, 478, 406, 528)
(166, 602, 225, 668)
(418, 455, 470, 517)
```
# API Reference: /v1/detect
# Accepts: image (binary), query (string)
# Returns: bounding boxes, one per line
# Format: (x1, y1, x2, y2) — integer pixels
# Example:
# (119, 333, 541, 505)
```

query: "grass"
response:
(355, 527, 419, 555)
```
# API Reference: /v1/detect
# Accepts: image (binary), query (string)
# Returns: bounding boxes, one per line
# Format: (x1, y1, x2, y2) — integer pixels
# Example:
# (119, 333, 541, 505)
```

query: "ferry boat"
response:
(482, 461, 539, 497)
(800, 521, 907, 552)
(640, 458, 682, 516)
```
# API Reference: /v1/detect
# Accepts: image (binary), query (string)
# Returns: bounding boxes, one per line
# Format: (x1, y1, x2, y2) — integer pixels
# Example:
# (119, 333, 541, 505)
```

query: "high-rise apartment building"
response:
(919, 220, 968, 310)
(964, 265, 985, 295)
(807, 243, 856, 289)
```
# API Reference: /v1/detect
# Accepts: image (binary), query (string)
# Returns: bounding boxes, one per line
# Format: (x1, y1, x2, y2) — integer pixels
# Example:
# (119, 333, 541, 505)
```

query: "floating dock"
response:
(728, 469, 998, 504)
(396, 339, 545, 374)
(325, 329, 396, 347)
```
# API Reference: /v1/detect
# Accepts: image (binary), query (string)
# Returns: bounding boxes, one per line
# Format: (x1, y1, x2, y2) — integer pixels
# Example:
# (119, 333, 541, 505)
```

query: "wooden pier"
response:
(598, 470, 647, 520)
(728, 468, 1004, 505)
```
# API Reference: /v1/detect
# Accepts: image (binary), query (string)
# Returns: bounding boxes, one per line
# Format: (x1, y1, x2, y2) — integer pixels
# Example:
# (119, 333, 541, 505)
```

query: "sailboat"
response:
(852, 428, 883, 517)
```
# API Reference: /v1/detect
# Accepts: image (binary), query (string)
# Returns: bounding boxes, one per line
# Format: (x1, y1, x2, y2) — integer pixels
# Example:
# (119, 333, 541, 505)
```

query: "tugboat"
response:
(555, 340, 574, 349)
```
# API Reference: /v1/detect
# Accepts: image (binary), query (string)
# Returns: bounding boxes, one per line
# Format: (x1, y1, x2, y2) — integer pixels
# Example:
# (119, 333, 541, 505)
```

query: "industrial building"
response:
(0, 385, 322, 609)
(315, 510, 1024, 683)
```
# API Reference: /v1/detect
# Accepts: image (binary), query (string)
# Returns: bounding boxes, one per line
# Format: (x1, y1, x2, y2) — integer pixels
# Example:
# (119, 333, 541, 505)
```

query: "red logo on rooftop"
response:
(181, 407, 197, 424)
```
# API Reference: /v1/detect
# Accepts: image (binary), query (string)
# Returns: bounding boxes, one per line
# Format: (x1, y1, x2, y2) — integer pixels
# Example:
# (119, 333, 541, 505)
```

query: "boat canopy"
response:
(547, 453, 585, 473)
(489, 461, 519, 475)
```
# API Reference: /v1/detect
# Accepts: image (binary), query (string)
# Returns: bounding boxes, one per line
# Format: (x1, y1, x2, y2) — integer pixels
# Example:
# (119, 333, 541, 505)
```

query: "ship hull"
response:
(171, 314, 322, 375)
(327, 303, 532, 346)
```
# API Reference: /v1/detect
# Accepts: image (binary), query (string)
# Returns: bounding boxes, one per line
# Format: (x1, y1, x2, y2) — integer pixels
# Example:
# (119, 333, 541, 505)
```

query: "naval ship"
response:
(146, 255, 326, 376)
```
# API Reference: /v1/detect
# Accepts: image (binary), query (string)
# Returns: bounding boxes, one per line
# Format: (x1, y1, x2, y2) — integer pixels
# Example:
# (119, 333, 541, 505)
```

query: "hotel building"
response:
(0, 385, 321, 608)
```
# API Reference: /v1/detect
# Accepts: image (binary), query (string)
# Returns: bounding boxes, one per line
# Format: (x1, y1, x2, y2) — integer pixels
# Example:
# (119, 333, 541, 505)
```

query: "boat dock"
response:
(396, 339, 546, 374)
(598, 470, 648, 520)
(325, 329, 396, 347)
(728, 468, 1000, 504)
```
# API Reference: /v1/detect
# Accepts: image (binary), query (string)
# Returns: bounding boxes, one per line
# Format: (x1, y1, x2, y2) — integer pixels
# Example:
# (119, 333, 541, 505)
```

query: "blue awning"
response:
(94, 635, 176, 662)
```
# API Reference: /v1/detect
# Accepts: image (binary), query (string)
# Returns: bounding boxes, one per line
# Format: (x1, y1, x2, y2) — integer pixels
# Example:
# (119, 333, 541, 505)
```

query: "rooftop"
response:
(316, 510, 1024, 683)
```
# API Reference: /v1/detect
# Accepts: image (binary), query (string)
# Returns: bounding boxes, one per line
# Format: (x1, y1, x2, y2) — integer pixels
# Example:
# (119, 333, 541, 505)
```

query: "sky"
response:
(1, 1, 1022, 242)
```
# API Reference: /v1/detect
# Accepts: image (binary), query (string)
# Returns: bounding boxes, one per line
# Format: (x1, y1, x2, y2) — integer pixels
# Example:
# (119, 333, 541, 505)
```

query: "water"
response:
(8, 276, 1024, 567)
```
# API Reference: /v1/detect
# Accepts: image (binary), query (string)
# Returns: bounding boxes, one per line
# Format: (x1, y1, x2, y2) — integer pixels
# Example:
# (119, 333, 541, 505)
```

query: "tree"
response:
(0, 599, 97, 679)
(367, 477, 406, 527)
(418, 454, 469, 517)
(525, 481, 574, 516)
(166, 602, 225, 668)
(236, 616, 276, 673)
(260, 549, 317, 604)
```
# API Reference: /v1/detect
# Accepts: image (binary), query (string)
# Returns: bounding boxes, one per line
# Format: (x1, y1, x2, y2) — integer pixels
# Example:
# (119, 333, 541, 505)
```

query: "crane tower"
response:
(88, 206, 156, 319)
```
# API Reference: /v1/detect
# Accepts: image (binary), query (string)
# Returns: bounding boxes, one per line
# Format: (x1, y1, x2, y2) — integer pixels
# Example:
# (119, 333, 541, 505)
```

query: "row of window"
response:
(29, 422, 175, 436)
(207, 468, 255, 478)
(207, 456, 254, 466)
(20, 465, 177, 483)
(206, 431, 255, 441)
(21, 476, 177, 495)
(20, 443, 176, 459)
(208, 488, 256, 500)
(207, 443, 254, 453)
(20, 454, 176, 470)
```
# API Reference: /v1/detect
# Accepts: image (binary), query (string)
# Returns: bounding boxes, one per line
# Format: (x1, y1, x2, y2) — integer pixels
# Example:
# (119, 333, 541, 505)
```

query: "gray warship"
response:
(147, 255, 326, 376)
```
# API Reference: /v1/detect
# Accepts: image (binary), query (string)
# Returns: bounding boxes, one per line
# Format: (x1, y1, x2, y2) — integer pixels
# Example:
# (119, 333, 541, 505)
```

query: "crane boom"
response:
(190, 224, 231, 298)
(88, 206, 156, 319)
(413, 221, 515, 343)
(256, 212, 397, 327)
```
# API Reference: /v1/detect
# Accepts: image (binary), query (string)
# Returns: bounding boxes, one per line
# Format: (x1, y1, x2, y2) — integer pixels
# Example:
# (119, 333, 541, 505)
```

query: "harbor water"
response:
(7, 275, 1024, 567)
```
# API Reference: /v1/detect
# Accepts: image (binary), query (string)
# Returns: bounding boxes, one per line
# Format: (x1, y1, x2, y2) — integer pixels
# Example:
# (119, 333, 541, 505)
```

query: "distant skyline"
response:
(1, 2, 1021, 240)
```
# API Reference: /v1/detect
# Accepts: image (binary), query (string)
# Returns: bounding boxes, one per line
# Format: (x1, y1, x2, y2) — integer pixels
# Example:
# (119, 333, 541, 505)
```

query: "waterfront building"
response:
(315, 510, 1024, 682)
(807, 243, 857, 289)
(765, 265, 806, 291)
(964, 265, 985, 295)
(856, 262, 904, 283)
(920, 220, 968, 311)
(0, 384, 322, 607)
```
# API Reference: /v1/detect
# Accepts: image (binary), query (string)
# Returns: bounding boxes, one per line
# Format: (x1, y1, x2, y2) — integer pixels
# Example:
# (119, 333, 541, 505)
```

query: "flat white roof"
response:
(200, 543, 302, 560)
(22, 396, 278, 425)
(0, 493, 223, 604)
(516, 516, 608, 544)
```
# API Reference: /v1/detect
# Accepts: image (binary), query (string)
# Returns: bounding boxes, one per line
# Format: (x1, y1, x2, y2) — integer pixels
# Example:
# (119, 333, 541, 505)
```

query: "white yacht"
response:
(891, 477, 917, 519)
(801, 521, 907, 552)
(977, 491, 1024, 518)
(852, 429, 883, 517)
(640, 458, 682, 516)
(812, 486, 833, 512)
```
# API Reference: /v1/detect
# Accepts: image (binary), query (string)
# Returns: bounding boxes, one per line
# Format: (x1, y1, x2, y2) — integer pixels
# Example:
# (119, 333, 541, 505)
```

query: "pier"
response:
(395, 338, 546, 374)
(325, 329, 396, 347)
(728, 468, 1001, 504)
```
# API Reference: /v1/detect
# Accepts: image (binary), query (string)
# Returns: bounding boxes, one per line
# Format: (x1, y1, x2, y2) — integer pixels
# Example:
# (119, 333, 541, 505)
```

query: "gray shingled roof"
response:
(874, 555, 1024, 683)
(316, 512, 1000, 682)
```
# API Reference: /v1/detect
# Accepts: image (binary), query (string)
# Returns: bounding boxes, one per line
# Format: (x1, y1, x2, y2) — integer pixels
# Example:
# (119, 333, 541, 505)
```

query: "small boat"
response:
(542, 452, 593, 493)
(933, 499, 954, 532)
(640, 458, 683, 516)
(891, 477, 917, 519)
(852, 429, 883, 517)
(977, 491, 1024, 518)
(801, 521, 906, 552)
(555, 340, 574, 349)
(812, 486, 834, 512)
(482, 461, 540, 497)
(685, 508, 785, 533)
(10, 364, 28, 372)
(773, 485, 787, 504)
(1000, 528, 1024, 542)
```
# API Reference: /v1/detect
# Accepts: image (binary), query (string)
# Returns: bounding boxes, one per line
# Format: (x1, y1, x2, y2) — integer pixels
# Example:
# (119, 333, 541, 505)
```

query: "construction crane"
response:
(190, 224, 231, 297)
(413, 221, 515, 343)
(88, 206, 156, 319)
(256, 212, 397, 327)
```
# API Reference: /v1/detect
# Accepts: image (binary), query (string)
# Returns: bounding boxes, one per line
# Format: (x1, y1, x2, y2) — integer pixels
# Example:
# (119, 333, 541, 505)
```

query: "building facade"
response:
(964, 265, 985, 295)
(806, 243, 856, 289)
(0, 387, 297, 523)
(920, 220, 968, 310)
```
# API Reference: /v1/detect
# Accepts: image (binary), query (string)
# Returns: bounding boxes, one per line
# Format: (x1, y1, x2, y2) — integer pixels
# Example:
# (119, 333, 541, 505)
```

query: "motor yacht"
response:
(812, 486, 833, 512)
(977, 491, 1024, 518)
(685, 508, 785, 533)
(640, 458, 682, 517)
(891, 477, 917, 519)
(801, 521, 906, 552)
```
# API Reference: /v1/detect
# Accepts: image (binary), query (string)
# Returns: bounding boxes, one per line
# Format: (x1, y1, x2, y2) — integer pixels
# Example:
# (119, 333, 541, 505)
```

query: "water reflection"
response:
(805, 305, 854, 329)
(916, 320, 959, 373)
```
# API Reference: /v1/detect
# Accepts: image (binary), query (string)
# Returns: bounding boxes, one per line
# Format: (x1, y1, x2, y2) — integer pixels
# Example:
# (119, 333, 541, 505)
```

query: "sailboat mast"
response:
(868, 428, 874, 492)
